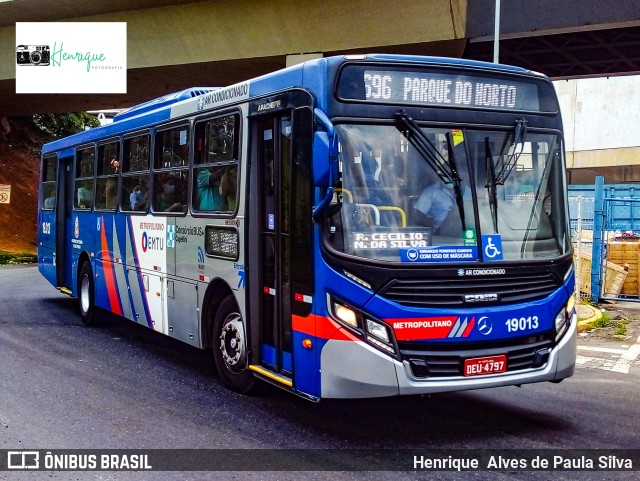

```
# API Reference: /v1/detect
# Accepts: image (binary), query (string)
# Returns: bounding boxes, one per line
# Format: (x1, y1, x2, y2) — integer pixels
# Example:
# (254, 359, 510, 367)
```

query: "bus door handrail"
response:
(312, 108, 338, 221)
(377, 205, 407, 227)
(354, 203, 381, 226)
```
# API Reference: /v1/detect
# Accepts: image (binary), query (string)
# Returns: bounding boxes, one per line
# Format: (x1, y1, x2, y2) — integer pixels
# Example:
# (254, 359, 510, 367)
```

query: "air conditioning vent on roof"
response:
(113, 87, 217, 122)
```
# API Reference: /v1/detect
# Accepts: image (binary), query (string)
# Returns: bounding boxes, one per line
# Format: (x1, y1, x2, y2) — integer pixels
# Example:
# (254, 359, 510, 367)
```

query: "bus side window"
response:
(42, 156, 57, 210)
(74, 146, 95, 210)
(152, 126, 189, 214)
(193, 113, 240, 213)
(95, 141, 120, 211)
(121, 134, 150, 213)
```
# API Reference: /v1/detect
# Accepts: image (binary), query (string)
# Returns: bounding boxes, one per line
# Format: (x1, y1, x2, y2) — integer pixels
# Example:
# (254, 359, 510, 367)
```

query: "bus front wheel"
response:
(78, 261, 95, 326)
(212, 296, 255, 393)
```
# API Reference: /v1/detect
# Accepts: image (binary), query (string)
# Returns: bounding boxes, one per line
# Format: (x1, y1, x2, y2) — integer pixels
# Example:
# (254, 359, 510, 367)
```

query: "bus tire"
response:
(212, 296, 255, 393)
(78, 261, 95, 326)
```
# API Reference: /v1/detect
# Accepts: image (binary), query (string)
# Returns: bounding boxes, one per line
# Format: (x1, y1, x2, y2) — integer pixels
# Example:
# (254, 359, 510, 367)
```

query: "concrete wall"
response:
(554, 76, 640, 174)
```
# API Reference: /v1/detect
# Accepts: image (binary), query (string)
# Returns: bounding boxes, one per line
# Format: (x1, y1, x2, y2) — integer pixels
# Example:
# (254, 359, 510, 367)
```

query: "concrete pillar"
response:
(286, 53, 323, 67)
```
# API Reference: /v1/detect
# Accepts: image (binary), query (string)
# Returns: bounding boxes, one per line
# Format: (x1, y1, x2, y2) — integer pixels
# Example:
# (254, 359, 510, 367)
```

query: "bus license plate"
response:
(464, 355, 507, 376)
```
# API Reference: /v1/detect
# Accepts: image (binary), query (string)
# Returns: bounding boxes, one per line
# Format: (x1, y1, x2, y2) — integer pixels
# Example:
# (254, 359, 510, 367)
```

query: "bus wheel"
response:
(212, 296, 255, 393)
(78, 261, 95, 326)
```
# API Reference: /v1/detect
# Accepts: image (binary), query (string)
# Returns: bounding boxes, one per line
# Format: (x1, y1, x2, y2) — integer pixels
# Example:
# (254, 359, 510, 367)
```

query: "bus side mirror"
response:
(313, 131, 331, 187)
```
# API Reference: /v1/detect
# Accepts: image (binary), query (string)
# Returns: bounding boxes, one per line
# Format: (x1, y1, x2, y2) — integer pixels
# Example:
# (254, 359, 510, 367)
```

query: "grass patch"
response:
(0, 251, 37, 265)
(591, 311, 611, 329)
(614, 320, 629, 337)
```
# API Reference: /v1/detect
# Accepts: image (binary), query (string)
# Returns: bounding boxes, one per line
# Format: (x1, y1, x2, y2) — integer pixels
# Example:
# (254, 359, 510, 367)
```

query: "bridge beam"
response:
(0, 0, 468, 115)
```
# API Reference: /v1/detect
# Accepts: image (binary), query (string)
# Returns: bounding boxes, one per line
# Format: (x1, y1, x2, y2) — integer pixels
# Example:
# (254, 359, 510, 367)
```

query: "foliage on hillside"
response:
(31, 112, 100, 138)
(0, 113, 100, 254)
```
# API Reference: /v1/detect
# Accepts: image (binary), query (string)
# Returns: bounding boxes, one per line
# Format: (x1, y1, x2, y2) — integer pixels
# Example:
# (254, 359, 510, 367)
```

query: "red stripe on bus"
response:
(292, 314, 358, 342)
(462, 317, 475, 337)
(101, 218, 123, 316)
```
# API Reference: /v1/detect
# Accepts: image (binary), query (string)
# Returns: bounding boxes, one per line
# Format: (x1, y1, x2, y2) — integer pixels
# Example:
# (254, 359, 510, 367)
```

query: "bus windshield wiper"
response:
(395, 109, 466, 230)
(484, 118, 528, 233)
(485, 137, 499, 233)
(495, 118, 528, 184)
(395, 109, 457, 185)
(445, 131, 466, 232)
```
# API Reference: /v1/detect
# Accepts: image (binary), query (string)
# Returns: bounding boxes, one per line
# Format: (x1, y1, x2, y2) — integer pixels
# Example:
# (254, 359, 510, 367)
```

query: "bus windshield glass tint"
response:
(324, 124, 571, 263)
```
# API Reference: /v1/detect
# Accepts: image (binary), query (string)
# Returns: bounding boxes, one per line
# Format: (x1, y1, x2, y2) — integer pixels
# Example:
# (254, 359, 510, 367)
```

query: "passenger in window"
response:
(105, 158, 119, 209)
(413, 181, 470, 234)
(196, 167, 227, 211)
(156, 176, 183, 212)
(413, 182, 455, 232)
(130, 183, 148, 211)
(77, 186, 92, 209)
(44, 194, 56, 209)
(220, 167, 236, 211)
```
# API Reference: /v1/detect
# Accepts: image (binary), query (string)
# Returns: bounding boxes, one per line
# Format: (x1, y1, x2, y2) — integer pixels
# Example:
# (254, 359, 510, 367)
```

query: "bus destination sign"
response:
(361, 69, 540, 111)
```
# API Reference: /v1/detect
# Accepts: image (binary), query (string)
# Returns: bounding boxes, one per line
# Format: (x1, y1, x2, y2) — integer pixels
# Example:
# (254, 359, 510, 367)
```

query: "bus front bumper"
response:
(320, 313, 577, 399)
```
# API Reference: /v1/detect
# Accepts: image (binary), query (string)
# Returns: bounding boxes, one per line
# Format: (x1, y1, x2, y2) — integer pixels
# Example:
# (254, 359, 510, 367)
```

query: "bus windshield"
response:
(325, 123, 571, 263)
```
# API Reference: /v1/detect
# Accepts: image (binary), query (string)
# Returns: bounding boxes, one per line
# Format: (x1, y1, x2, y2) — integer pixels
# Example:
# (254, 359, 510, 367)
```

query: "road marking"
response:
(611, 336, 640, 373)
(576, 336, 640, 374)
(577, 345, 627, 355)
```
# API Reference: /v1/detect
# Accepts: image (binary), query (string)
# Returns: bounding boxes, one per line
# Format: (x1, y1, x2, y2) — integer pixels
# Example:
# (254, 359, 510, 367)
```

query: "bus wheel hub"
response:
(219, 314, 246, 368)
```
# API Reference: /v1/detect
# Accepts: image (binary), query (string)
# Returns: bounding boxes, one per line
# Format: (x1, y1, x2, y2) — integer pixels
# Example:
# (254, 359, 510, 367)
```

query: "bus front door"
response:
(56, 155, 74, 291)
(254, 114, 294, 378)
(250, 106, 314, 390)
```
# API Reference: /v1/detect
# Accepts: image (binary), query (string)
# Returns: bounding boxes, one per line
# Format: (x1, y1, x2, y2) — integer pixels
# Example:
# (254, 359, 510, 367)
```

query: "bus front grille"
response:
(400, 337, 555, 379)
(380, 272, 560, 307)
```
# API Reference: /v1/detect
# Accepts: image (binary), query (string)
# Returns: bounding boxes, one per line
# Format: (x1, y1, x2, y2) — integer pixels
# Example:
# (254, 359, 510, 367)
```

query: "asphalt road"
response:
(1, 266, 639, 481)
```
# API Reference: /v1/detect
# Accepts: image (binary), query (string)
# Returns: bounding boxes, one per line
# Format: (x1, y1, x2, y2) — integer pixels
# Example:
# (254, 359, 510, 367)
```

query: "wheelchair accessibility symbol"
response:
(481, 235, 503, 260)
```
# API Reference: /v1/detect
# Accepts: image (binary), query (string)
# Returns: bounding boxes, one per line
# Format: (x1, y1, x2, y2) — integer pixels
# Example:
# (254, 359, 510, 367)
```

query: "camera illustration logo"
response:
(16, 44, 51, 66)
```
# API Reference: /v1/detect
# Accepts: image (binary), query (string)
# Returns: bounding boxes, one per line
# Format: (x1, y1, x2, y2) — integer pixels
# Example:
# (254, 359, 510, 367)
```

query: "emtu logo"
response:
(141, 231, 164, 253)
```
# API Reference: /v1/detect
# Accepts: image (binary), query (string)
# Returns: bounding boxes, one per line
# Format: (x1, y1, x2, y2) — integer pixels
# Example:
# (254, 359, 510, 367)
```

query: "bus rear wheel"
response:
(212, 296, 255, 393)
(78, 261, 95, 326)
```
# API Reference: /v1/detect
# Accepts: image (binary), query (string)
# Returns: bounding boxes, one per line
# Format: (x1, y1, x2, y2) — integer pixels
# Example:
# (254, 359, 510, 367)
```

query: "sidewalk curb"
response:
(577, 306, 603, 330)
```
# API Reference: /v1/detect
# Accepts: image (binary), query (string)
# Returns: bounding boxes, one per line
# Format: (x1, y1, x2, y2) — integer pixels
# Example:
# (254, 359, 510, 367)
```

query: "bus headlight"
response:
(366, 318, 390, 343)
(334, 303, 358, 329)
(365, 318, 396, 355)
(555, 295, 575, 342)
(329, 296, 398, 357)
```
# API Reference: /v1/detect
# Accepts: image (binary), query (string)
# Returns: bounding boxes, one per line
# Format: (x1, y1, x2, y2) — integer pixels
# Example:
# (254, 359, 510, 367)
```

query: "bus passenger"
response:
(413, 182, 456, 233)
(196, 167, 226, 211)
(105, 158, 119, 209)
(77, 186, 92, 209)
(220, 167, 236, 211)
(129, 183, 148, 211)
(156, 176, 182, 212)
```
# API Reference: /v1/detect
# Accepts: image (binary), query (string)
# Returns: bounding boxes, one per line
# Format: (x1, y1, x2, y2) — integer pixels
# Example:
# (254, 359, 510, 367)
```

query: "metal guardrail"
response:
(569, 184, 640, 232)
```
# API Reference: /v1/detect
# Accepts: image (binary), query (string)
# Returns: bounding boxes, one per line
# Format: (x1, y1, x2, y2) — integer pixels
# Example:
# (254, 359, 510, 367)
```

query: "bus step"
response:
(59, 287, 72, 296)
(249, 365, 292, 387)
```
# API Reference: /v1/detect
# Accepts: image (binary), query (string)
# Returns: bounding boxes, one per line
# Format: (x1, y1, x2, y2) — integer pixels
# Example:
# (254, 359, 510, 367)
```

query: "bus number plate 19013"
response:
(464, 355, 507, 376)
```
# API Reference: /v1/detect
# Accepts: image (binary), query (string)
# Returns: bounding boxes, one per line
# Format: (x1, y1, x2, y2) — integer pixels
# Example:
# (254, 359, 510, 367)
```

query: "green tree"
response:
(31, 112, 100, 138)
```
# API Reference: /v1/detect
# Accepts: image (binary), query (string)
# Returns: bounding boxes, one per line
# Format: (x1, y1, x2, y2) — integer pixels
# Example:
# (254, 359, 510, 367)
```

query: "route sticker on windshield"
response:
(451, 129, 464, 146)
(400, 245, 478, 262)
(481, 235, 503, 261)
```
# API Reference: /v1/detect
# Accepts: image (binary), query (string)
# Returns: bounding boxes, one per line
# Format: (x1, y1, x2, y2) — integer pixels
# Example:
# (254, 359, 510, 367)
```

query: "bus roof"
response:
(41, 54, 539, 155)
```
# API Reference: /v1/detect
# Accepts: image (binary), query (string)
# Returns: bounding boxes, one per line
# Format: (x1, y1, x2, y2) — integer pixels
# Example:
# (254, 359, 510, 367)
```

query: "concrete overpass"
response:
(1, 0, 640, 116)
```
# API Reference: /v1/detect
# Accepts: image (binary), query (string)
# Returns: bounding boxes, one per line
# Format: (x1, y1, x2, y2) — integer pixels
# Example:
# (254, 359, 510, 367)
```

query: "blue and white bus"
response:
(38, 54, 576, 400)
